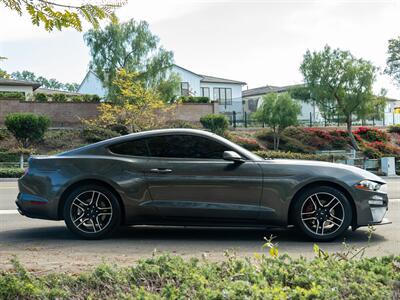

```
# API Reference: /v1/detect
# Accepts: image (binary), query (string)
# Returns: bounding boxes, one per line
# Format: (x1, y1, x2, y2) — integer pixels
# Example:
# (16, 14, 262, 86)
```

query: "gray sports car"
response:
(17, 128, 389, 240)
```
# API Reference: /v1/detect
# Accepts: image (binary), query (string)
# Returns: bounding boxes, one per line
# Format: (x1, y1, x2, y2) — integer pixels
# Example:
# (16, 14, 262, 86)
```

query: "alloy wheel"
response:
(300, 192, 345, 236)
(69, 190, 113, 234)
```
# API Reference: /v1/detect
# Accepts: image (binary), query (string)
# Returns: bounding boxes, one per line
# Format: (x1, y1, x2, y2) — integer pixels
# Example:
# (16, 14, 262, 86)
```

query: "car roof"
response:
(59, 129, 227, 155)
(58, 128, 262, 160)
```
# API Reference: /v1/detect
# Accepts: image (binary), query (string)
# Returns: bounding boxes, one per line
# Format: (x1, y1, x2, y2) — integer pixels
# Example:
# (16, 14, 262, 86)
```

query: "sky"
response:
(1, 0, 400, 98)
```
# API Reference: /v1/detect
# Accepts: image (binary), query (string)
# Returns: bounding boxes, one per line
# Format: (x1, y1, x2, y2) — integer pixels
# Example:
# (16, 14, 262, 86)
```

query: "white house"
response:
(0, 78, 41, 99)
(242, 84, 323, 124)
(78, 65, 247, 120)
(383, 98, 400, 125)
(77, 71, 107, 98)
(171, 65, 246, 119)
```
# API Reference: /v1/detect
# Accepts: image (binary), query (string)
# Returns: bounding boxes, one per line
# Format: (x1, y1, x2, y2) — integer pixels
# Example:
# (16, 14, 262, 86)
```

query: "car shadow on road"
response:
(0, 224, 387, 246)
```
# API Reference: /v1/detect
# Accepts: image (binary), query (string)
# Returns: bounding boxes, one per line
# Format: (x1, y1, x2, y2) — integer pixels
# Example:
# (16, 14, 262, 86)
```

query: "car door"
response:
(143, 133, 263, 222)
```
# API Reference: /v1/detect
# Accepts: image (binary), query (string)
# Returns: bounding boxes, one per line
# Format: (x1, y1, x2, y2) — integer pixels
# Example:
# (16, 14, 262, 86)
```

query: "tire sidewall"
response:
(293, 186, 352, 242)
(63, 185, 121, 239)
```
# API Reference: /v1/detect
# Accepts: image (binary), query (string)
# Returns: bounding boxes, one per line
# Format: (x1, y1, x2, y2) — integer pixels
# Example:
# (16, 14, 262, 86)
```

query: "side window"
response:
(146, 135, 231, 159)
(181, 82, 189, 96)
(109, 139, 149, 156)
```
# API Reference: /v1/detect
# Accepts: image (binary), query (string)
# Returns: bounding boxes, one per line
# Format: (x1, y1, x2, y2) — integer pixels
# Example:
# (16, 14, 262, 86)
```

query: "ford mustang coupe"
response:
(17, 129, 389, 240)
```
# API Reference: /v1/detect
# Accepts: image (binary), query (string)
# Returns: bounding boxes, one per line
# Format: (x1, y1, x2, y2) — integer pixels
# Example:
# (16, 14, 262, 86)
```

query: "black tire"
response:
(63, 184, 121, 239)
(292, 186, 352, 242)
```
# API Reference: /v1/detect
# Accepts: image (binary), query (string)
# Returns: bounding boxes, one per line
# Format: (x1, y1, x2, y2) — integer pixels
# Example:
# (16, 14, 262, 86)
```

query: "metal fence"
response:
(225, 111, 400, 129)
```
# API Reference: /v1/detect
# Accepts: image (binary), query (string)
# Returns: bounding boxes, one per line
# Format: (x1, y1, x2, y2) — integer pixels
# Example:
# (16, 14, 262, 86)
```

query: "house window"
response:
(201, 87, 210, 98)
(213, 88, 232, 106)
(181, 82, 189, 96)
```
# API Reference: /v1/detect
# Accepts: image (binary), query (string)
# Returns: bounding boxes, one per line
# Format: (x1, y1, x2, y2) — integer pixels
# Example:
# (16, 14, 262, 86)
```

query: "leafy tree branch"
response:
(1, 0, 126, 31)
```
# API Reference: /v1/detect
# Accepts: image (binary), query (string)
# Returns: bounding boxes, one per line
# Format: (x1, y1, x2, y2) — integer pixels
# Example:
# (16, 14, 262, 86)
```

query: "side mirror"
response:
(223, 151, 245, 163)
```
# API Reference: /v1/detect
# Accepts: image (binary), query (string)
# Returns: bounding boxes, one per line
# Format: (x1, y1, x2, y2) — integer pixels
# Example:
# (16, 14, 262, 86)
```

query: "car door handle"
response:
(149, 168, 172, 174)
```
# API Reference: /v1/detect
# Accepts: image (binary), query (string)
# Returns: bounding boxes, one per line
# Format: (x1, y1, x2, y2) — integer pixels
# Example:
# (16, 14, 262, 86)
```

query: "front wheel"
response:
(63, 185, 121, 239)
(292, 186, 352, 241)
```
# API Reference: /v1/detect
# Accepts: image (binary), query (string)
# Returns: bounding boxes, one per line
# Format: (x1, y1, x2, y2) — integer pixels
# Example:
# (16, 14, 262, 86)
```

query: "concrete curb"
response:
(0, 178, 18, 182)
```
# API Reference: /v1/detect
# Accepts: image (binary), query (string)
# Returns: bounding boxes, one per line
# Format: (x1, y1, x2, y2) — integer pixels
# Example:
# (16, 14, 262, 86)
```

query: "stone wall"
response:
(0, 100, 218, 127)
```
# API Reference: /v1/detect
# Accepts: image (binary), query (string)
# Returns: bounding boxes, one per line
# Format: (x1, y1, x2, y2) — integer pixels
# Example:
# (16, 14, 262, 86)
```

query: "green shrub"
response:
(363, 146, 382, 159)
(255, 150, 346, 161)
(34, 93, 48, 102)
(164, 120, 200, 129)
(200, 114, 229, 135)
(0, 151, 20, 162)
(52, 93, 67, 103)
(0, 129, 7, 141)
(5, 113, 51, 148)
(354, 127, 390, 142)
(0, 254, 398, 299)
(256, 129, 315, 153)
(0, 91, 24, 100)
(178, 96, 209, 103)
(282, 127, 350, 151)
(388, 124, 400, 134)
(228, 133, 261, 151)
(367, 141, 400, 158)
(82, 126, 120, 143)
(82, 94, 101, 103)
(0, 168, 25, 178)
(108, 124, 130, 135)
(43, 130, 83, 150)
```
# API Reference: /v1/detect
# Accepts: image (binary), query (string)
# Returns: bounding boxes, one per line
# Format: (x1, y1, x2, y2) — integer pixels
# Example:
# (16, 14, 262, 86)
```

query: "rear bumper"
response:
(16, 192, 58, 220)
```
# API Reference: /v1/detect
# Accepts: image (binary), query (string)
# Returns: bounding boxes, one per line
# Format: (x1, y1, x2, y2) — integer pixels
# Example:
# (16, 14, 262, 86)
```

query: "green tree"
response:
(11, 70, 79, 91)
(0, 56, 9, 78)
(254, 92, 301, 150)
(385, 36, 400, 87)
(84, 19, 177, 102)
(300, 45, 377, 150)
(1, 0, 125, 31)
(5, 113, 50, 168)
(83, 69, 168, 133)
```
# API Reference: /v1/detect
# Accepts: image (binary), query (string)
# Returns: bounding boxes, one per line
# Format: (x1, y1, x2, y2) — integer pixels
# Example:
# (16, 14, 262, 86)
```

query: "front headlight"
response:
(354, 180, 382, 192)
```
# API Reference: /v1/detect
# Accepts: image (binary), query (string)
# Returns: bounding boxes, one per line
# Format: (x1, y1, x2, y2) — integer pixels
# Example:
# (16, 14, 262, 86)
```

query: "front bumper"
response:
(354, 188, 390, 227)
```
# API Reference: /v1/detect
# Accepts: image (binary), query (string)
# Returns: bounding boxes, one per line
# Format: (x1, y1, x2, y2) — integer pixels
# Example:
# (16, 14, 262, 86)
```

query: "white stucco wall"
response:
(0, 85, 34, 99)
(78, 72, 107, 98)
(201, 82, 243, 118)
(170, 65, 202, 96)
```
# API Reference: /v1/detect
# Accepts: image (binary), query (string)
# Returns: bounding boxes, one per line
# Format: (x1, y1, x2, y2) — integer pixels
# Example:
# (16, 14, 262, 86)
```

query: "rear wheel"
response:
(292, 186, 352, 241)
(63, 185, 121, 239)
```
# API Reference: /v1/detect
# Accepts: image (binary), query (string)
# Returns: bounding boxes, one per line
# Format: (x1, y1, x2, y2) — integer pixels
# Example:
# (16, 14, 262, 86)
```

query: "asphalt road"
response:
(0, 179, 399, 272)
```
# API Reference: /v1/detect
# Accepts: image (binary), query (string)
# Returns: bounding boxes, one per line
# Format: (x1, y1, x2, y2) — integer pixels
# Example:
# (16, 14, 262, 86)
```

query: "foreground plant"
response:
(1, 252, 399, 299)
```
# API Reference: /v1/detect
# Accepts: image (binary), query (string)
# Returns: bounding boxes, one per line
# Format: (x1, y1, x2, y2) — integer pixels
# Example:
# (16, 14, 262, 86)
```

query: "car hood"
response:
(257, 159, 386, 184)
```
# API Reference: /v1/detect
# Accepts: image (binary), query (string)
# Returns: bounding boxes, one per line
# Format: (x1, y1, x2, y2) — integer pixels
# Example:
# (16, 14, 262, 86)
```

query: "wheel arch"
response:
(287, 180, 357, 228)
(58, 178, 126, 224)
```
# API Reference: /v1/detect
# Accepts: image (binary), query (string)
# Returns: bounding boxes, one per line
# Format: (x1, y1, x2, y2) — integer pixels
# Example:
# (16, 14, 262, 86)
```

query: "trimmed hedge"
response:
(0, 168, 24, 178)
(200, 114, 229, 136)
(178, 96, 209, 103)
(33, 93, 101, 103)
(0, 255, 399, 299)
(0, 152, 20, 162)
(255, 150, 346, 161)
(0, 92, 24, 100)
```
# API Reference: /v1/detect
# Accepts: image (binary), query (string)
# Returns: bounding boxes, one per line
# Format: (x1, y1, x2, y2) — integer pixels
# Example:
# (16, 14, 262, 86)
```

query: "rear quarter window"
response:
(108, 139, 149, 156)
